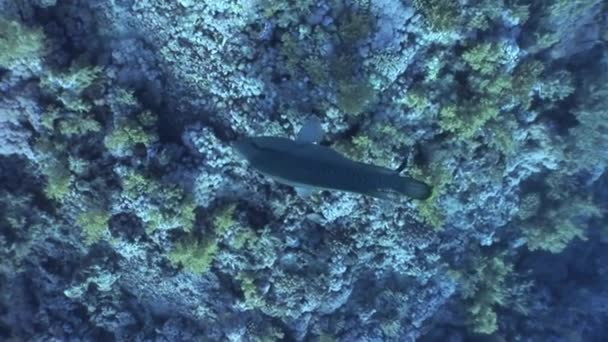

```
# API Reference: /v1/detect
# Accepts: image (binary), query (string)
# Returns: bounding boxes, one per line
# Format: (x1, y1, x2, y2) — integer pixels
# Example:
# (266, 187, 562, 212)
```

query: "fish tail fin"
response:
(391, 175, 432, 200)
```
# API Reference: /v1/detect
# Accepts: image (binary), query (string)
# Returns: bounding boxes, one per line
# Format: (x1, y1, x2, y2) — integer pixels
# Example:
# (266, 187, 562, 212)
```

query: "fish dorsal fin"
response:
(296, 116, 323, 144)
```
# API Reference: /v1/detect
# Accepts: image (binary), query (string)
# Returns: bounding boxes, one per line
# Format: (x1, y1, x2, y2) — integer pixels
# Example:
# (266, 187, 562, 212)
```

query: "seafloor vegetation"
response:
(0, 0, 607, 340)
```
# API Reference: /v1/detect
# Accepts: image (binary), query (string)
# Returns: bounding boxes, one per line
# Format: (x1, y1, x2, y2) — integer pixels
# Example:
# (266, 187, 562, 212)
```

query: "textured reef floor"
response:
(1, 0, 607, 341)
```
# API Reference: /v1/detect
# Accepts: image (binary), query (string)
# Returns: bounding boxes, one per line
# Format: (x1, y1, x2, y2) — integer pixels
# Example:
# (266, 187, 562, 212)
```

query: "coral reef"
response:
(0, 0, 607, 341)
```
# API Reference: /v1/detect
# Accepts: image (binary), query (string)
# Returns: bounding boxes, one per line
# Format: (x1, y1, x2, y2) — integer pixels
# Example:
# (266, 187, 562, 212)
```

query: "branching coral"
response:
(119, 169, 196, 234)
(413, 0, 514, 32)
(438, 101, 499, 140)
(40, 65, 103, 113)
(455, 255, 513, 334)
(412, 0, 461, 31)
(336, 80, 376, 116)
(77, 209, 111, 245)
(104, 116, 157, 157)
(168, 204, 236, 274)
(277, 5, 376, 116)
(516, 171, 603, 254)
(437, 42, 543, 149)
(169, 237, 220, 274)
(521, 197, 601, 253)
(462, 43, 510, 76)
(42, 158, 72, 202)
(237, 272, 267, 310)
(410, 162, 452, 230)
(523, 0, 603, 57)
(0, 17, 45, 69)
(57, 115, 102, 137)
(565, 64, 608, 174)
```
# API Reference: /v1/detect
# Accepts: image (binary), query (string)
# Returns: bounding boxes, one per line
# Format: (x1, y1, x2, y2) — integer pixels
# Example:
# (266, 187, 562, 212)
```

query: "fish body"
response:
(233, 118, 432, 201)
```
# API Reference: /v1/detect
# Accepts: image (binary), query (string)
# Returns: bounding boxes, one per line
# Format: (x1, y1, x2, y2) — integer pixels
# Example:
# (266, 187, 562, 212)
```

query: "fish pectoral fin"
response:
(295, 186, 316, 197)
(296, 116, 324, 144)
(366, 189, 402, 202)
(394, 154, 408, 174)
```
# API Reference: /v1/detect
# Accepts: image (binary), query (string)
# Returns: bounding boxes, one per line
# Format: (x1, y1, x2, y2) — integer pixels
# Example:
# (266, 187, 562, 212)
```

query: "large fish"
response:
(233, 117, 432, 201)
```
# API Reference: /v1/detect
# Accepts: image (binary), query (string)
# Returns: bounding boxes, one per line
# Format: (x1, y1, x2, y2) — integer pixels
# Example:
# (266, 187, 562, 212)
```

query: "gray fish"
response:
(233, 117, 432, 201)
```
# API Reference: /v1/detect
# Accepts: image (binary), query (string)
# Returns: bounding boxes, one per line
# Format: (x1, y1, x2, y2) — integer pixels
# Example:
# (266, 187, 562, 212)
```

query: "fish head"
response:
(232, 136, 289, 160)
(232, 137, 260, 161)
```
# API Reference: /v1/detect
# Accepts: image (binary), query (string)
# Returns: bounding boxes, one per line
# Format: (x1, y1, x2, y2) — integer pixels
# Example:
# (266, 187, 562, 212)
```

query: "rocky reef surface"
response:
(0, 0, 607, 341)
